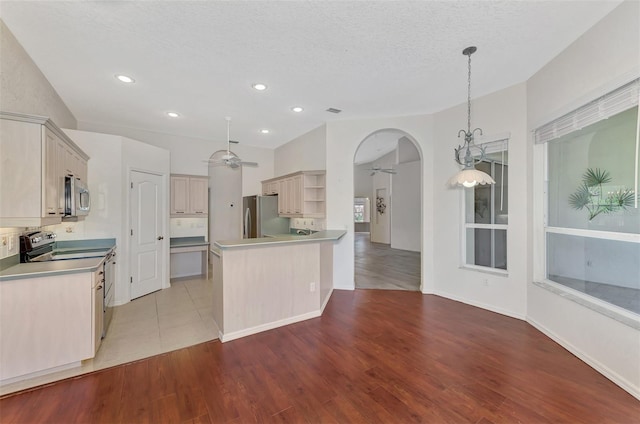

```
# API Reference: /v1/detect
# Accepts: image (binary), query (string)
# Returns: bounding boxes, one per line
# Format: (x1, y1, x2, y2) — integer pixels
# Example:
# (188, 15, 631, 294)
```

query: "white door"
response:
(130, 171, 164, 299)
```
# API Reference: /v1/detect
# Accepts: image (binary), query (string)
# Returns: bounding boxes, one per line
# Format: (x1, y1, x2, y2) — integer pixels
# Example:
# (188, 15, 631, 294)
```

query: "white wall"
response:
(274, 124, 326, 176)
(77, 121, 273, 197)
(353, 163, 373, 199)
(325, 114, 434, 292)
(528, 0, 640, 399)
(0, 21, 76, 129)
(432, 82, 529, 319)
(370, 151, 394, 244)
(391, 160, 421, 252)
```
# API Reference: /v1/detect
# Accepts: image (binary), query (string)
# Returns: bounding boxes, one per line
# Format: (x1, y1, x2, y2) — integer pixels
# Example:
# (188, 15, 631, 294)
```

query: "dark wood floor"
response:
(1, 290, 638, 423)
(354, 232, 421, 291)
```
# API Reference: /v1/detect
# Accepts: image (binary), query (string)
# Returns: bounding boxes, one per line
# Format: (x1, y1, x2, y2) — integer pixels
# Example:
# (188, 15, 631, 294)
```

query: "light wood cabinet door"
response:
(292, 174, 303, 214)
(171, 176, 189, 214)
(171, 175, 208, 216)
(93, 268, 104, 354)
(189, 177, 208, 214)
(43, 128, 60, 216)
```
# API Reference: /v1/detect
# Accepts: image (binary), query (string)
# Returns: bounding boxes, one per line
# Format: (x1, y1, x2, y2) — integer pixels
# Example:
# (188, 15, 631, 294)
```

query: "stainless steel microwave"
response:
(64, 176, 90, 217)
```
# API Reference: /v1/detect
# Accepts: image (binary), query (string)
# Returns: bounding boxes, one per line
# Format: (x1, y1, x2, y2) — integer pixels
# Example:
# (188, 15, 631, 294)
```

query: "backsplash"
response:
(170, 218, 208, 239)
(0, 228, 20, 260)
(290, 218, 325, 231)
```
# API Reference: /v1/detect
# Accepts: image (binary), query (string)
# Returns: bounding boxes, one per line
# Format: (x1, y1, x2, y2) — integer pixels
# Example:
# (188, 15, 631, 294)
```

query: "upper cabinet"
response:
(170, 174, 208, 216)
(262, 171, 325, 218)
(0, 112, 89, 227)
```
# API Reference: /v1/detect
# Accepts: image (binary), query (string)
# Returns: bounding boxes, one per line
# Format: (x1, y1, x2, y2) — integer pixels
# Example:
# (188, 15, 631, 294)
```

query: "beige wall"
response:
(0, 20, 76, 129)
(527, 0, 640, 400)
(274, 124, 326, 176)
(432, 82, 529, 319)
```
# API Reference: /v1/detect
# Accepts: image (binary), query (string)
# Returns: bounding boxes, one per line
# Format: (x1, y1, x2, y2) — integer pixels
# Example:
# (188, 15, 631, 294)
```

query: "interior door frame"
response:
(127, 168, 170, 302)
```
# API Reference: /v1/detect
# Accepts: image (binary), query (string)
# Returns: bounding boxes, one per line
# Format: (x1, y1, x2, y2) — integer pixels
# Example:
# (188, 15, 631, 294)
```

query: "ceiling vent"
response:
(326, 108, 342, 114)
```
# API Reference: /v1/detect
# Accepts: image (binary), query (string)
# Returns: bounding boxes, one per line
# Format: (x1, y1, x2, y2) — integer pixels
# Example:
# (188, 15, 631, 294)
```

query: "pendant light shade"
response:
(449, 46, 495, 189)
(447, 167, 495, 188)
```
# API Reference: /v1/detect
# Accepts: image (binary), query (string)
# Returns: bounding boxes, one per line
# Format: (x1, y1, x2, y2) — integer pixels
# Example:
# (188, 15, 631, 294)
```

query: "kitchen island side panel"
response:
(221, 243, 321, 336)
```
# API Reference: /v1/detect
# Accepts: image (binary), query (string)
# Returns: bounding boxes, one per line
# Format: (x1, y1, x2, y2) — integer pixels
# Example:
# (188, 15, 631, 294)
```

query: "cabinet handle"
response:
(195, 211, 203, 214)
(97, 285, 103, 290)
(157, 236, 164, 240)
(99, 271, 104, 275)
(175, 211, 184, 214)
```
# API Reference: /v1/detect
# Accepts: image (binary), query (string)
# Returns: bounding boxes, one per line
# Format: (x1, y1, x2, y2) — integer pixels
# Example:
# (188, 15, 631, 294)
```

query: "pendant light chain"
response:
(467, 52, 472, 135)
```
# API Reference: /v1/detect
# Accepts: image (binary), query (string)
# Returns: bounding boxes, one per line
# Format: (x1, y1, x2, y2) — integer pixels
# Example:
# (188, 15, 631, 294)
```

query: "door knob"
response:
(157, 236, 164, 240)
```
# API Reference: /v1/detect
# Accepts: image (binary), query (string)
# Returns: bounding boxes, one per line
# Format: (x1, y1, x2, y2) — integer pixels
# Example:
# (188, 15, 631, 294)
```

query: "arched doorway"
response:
(353, 129, 422, 291)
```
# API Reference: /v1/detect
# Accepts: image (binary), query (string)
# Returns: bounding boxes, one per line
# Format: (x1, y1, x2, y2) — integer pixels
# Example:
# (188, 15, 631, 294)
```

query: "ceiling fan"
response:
(367, 166, 397, 176)
(207, 117, 258, 168)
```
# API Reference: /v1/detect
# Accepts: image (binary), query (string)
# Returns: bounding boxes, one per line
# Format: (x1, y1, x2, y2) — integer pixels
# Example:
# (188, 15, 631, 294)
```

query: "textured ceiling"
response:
(0, 1, 621, 149)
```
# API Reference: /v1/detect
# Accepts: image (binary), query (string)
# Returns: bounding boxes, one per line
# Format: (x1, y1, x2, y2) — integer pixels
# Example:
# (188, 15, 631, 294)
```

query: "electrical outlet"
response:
(8, 235, 14, 251)
(482, 278, 489, 286)
(1, 236, 6, 246)
(310, 282, 316, 292)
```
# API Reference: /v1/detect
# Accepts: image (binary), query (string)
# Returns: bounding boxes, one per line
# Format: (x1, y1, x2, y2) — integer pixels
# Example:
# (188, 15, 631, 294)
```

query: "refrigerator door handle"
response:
(244, 207, 251, 238)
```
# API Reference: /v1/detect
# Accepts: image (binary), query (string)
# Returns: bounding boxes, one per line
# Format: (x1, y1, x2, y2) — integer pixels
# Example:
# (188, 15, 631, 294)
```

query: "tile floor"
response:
(0, 274, 218, 396)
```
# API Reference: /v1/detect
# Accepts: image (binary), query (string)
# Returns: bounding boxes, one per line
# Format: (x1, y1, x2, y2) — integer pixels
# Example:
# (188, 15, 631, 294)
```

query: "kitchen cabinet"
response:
(0, 268, 101, 382)
(261, 180, 279, 195)
(0, 112, 89, 227)
(93, 267, 104, 355)
(170, 174, 208, 216)
(263, 171, 325, 218)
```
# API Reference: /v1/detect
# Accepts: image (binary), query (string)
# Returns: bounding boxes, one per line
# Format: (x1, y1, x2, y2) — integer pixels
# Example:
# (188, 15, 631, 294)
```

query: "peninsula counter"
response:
(211, 230, 345, 342)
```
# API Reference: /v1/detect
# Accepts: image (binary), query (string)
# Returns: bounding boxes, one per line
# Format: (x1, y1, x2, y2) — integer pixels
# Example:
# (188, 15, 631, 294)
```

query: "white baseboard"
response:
(527, 316, 640, 401)
(220, 310, 322, 343)
(433, 290, 526, 320)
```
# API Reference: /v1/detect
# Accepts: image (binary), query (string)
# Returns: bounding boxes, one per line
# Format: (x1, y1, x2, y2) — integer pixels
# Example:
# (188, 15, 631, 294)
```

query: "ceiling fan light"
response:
(447, 168, 495, 188)
(252, 83, 267, 91)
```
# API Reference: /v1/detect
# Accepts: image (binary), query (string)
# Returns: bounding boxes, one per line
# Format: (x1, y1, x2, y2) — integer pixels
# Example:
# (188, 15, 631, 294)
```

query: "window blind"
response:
(534, 78, 639, 144)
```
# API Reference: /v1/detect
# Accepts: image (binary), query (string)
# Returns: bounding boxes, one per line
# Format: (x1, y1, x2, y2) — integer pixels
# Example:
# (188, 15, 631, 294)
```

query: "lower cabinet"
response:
(0, 269, 102, 382)
(93, 267, 104, 355)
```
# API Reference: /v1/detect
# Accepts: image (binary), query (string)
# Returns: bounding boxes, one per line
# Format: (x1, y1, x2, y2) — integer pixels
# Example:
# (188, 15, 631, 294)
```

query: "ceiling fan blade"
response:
(239, 161, 258, 167)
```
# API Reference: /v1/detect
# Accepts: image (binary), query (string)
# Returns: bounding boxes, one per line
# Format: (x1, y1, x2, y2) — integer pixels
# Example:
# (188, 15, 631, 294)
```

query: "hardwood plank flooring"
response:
(354, 232, 421, 291)
(1, 290, 638, 423)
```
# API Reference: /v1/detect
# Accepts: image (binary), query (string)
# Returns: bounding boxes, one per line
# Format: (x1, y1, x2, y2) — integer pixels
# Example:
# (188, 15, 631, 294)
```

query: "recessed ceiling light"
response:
(166, 112, 179, 118)
(260, 129, 270, 134)
(115, 74, 135, 83)
(291, 106, 304, 113)
(252, 83, 267, 91)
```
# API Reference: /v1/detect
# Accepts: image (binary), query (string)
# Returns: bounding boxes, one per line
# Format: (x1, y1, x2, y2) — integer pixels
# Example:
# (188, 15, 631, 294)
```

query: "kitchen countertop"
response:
(170, 236, 209, 248)
(0, 256, 107, 281)
(214, 230, 346, 250)
(0, 239, 116, 281)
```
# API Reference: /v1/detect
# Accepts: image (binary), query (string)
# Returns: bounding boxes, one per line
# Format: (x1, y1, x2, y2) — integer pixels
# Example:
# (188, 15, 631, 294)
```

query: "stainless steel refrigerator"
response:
(242, 195, 290, 238)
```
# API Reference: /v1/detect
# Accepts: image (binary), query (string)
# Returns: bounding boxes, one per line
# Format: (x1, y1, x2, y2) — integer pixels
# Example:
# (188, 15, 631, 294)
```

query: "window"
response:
(463, 141, 508, 271)
(540, 79, 639, 315)
(354, 197, 370, 223)
(354, 204, 365, 223)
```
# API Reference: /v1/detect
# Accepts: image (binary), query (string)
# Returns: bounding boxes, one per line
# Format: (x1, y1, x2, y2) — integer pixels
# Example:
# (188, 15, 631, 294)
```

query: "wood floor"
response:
(1, 290, 638, 423)
(354, 232, 421, 291)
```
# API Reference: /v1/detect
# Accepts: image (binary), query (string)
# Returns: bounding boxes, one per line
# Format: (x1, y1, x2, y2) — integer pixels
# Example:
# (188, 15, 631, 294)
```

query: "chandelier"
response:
(447, 46, 495, 188)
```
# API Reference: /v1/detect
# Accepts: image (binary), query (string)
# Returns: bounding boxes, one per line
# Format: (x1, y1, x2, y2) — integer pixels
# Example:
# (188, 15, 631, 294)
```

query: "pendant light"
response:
(447, 46, 495, 188)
